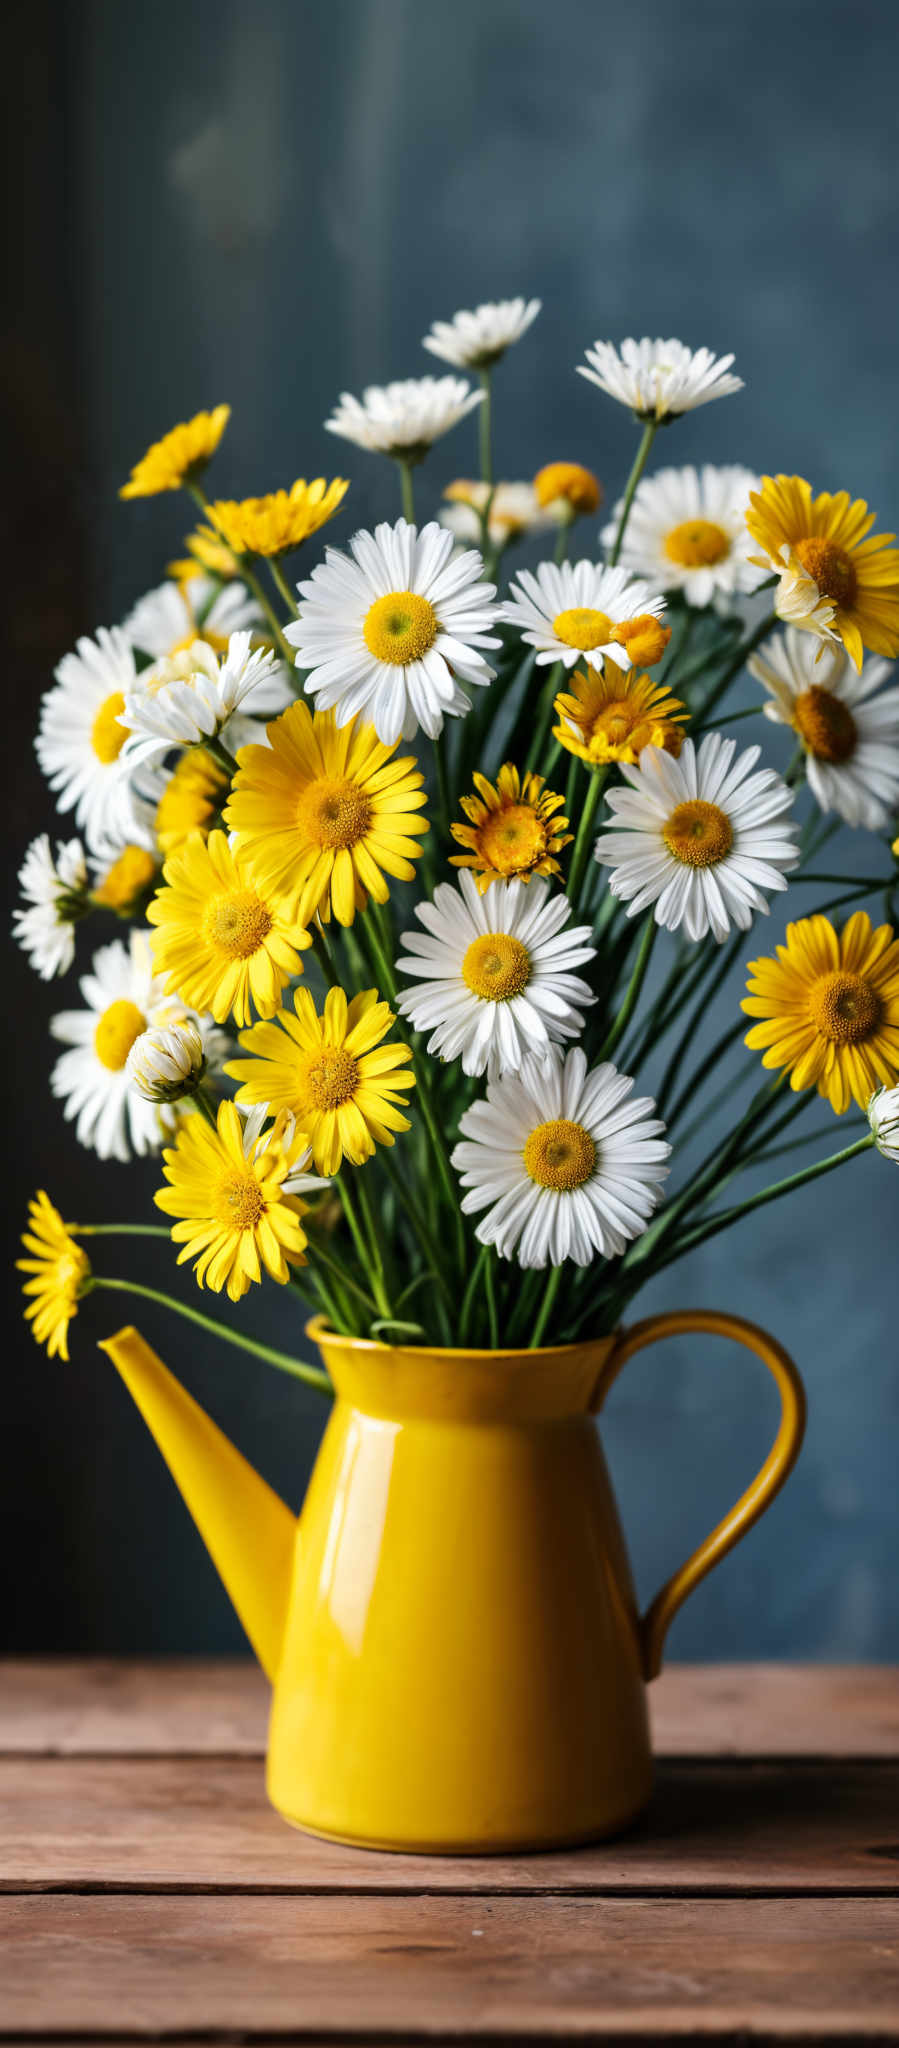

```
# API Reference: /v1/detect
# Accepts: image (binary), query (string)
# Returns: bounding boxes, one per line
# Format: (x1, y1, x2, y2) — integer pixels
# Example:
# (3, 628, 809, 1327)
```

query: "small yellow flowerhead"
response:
(207, 477, 349, 558)
(450, 764, 572, 891)
(553, 659, 687, 767)
(534, 462, 603, 517)
(155, 752, 229, 858)
(18, 1193, 91, 1360)
(120, 406, 231, 499)
(92, 844, 159, 914)
(168, 525, 241, 585)
(610, 613, 673, 667)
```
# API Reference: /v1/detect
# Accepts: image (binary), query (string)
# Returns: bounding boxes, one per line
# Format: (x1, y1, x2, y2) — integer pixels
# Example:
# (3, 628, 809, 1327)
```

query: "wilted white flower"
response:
(119, 631, 290, 770)
(422, 297, 541, 370)
(14, 836, 88, 980)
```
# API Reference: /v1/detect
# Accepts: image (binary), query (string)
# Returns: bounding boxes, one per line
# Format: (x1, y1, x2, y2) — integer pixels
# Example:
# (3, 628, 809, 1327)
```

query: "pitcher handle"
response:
(591, 1309, 806, 1681)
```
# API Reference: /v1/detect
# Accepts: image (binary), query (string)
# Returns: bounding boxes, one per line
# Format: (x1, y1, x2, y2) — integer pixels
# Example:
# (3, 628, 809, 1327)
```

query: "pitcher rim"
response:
(305, 1312, 620, 1364)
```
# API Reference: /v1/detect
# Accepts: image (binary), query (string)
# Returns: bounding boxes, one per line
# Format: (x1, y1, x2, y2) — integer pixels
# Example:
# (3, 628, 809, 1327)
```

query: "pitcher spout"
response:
(99, 1327, 297, 1681)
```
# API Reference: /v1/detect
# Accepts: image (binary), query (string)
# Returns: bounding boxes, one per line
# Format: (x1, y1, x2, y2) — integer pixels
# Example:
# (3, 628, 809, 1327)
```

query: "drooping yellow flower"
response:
(154, 751, 229, 858)
(743, 911, 899, 1114)
(18, 1193, 91, 1360)
(450, 764, 572, 890)
(746, 475, 899, 671)
(147, 830, 312, 1027)
(227, 986, 415, 1177)
(168, 525, 241, 584)
(610, 613, 672, 667)
(534, 462, 603, 517)
(553, 659, 687, 767)
(120, 406, 230, 499)
(155, 1100, 311, 1301)
(225, 704, 428, 927)
(207, 477, 349, 558)
(92, 844, 159, 913)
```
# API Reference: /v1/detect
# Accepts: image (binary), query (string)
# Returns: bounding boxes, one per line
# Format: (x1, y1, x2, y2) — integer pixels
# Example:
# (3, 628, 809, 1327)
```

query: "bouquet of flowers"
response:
(17, 300, 899, 1386)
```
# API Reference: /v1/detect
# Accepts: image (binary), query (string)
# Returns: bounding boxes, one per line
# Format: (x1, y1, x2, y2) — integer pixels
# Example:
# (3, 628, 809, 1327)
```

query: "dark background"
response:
(5, 0, 899, 1659)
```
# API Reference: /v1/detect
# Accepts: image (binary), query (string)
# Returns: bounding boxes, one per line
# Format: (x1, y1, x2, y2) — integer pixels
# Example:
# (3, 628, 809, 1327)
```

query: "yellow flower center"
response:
(523, 1117, 597, 1191)
(462, 932, 531, 1001)
(93, 845, 158, 910)
(663, 799, 733, 868)
(794, 537, 858, 609)
(90, 692, 128, 764)
(168, 627, 230, 659)
(94, 998, 147, 1070)
(203, 889, 273, 959)
(808, 970, 882, 1045)
(476, 805, 547, 875)
(793, 685, 857, 764)
(552, 607, 614, 651)
(664, 518, 731, 568)
(534, 463, 601, 515)
(215, 1166, 266, 1232)
(304, 1049, 360, 1111)
(363, 590, 439, 665)
(592, 700, 645, 747)
(295, 776, 373, 850)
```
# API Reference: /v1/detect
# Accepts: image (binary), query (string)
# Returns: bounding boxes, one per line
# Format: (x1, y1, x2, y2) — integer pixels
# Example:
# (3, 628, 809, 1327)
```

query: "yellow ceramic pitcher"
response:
(101, 1308, 804, 1852)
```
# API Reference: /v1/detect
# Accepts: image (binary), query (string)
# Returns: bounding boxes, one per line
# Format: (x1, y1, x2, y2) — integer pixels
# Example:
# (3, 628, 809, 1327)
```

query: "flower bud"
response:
(868, 1085, 899, 1163)
(126, 1020, 206, 1103)
(533, 462, 603, 517)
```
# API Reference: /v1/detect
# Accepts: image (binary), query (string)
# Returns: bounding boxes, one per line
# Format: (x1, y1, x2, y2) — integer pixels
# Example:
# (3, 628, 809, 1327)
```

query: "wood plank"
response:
(4, 1660, 899, 1760)
(3, 1755, 899, 1895)
(2, 1894, 898, 2038)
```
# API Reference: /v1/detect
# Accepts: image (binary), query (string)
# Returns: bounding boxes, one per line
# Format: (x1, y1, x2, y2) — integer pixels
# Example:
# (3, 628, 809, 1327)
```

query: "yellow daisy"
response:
(227, 986, 415, 1177)
(207, 478, 349, 559)
(450, 764, 571, 890)
(92, 844, 159, 914)
(743, 911, 899, 1114)
(553, 659, 687, 767)
(224, 703, 428, 927)
(168, 525, 241, 584)
(120, 406, 230, 499)
(746, 475, 899, 671)
(534, 462, 603, 516)
(154, 750, 229, 858)
(18, 1192, 91, 1360)
(155, 1100, 311, 1301)
(147, 830, 312, 1027)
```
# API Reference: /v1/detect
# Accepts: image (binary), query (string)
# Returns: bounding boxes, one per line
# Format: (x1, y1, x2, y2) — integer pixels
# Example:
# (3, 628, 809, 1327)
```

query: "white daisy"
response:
(13, 835, 88, 980)
(502, 558, 667, 669)
(452, 1047, 670, 1268)
(36, 627, 143, 852)
(602, 465, 763, 608)
(395, 870, 596, 1078)
(578, 338, 743, 420)
(50, 932, 179, 1160)
(749, 629, 899, 831)
(422, 297, 541, 370)
(119, 632, 290, 771)
(440, 481, 556, 550)
(122, 573, 261, 661)
(323, 377, 483, 460)
(255, 1109, 330, 1200)
(285, 518, 501, 746)
(868, 1085, 899, 1163)
(594, 734, 799, 944)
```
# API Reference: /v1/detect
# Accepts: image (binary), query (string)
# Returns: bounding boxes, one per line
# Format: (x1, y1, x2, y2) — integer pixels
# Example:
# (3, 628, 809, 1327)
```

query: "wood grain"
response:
(3, 1755, 899, 1896)
(3, 1893, 898, 2038)
(4, 1659, 899, 1759)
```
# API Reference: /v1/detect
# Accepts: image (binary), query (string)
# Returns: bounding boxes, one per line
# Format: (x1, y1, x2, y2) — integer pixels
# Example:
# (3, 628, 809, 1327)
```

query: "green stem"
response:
(524, 663, 564, 776)
(353, 1168, 393, 1322)
(529, 1266, 562, 1350)
(665, 1018, 745, 1131)
(793, 873, 893, 889)
(596, 914, 656, 1062)
(307, 1235, 379, 1316)
(310, 923, 340, 989)
(478, 369, 493, 486)
(397, 460, 416, 525)
(193, 1086, 221, 1130)
(267, 557, 300, 618)
(567, 768, 608, 904)
(92, 1276, 332, 1394)
(607, 421, 658, 567)
(692, 610, 778, 724)
(241, 559, 297, 666)
(553, 515, 573, 566)
(336, 1172, 388, 1316)
(656, 1135, 874, 1268)
(204, 734, 239, 778)
(358, 913, 466, 1270)
(70, 1223, 171, 1238)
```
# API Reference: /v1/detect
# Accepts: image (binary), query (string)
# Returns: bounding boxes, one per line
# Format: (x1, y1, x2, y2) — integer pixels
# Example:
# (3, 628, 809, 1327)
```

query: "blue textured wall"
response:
(6, 0, 898, 1658)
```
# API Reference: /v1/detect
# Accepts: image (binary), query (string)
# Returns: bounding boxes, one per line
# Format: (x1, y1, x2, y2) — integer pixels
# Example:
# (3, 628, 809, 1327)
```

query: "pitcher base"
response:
(271, 1790, 652, 1856)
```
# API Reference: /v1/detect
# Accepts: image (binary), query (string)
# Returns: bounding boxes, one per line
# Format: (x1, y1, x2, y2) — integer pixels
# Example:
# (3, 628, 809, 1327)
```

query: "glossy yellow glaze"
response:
(100, 1307, 805, 1852)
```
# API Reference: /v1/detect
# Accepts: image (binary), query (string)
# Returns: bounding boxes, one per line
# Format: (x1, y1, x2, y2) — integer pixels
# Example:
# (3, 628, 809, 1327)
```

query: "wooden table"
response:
(2, 1661, 899, 2042)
